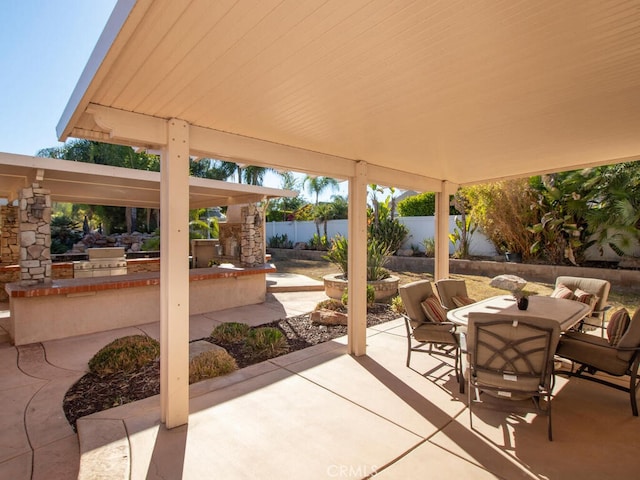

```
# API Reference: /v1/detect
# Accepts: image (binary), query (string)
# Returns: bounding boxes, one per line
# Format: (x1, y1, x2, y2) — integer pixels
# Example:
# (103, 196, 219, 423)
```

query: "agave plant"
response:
(323, 235, 391, 281)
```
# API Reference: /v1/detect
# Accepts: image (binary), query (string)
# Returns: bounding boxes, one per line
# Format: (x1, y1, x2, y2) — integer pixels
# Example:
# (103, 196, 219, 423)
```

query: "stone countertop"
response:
(5, 263, 276, 298)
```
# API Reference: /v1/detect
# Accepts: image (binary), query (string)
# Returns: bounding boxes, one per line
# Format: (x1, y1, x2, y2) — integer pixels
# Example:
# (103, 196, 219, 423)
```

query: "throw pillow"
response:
(551, 284, 574, 300)
(420, 296, 447, 323)
(607, 308, 631, 346)
(451, 295, 476, 308)
(574, 288, 598, 314)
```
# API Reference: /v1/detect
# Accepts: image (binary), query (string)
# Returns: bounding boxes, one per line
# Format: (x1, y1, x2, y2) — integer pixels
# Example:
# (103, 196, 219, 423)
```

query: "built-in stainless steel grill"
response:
(73, 247, 127, 278)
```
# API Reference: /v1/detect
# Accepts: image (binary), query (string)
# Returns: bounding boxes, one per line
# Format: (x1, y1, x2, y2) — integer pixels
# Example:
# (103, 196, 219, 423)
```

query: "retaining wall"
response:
(267, 248, 640, 293)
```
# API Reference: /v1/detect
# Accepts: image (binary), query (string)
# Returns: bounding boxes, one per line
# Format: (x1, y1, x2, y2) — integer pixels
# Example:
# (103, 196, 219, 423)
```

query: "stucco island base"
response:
(6, 264, 275, 345)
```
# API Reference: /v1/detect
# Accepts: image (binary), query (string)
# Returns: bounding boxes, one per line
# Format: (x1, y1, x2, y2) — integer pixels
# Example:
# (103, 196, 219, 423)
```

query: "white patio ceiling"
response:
(0, 152, 294, 209)
(53, 0, 640, 428)
(58, 0, 640, 190)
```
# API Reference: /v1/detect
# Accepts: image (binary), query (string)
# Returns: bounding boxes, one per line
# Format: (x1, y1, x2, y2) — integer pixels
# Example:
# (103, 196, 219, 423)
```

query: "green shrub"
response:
(397, 192, 437, 216)
(244, 327, 288, 358)
(50, 215, 83, 254)
(89, 335, 160, 376)
(422, 237, 436, 257)
(141, 236, 160, 251)
(211, 322, 250, 343)
(307, 233, 330, 251)
(390, 295, 405, 315)
(189, 350, 238, 384)
(267, 234, 293, 249)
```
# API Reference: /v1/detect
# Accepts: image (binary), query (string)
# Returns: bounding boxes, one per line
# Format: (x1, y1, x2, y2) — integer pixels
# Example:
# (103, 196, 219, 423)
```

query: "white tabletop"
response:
(447, 295, 591, 332)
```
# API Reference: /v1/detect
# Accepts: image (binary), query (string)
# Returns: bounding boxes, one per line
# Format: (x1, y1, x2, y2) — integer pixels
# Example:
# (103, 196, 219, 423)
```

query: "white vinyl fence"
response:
(266, 216, 498, 256)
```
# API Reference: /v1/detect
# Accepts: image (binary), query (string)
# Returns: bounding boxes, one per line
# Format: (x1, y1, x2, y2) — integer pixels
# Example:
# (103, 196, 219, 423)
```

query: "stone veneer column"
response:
(19, 183, 51, 285)
(240, 204, 264, 266)
(0, 205, 19, 265)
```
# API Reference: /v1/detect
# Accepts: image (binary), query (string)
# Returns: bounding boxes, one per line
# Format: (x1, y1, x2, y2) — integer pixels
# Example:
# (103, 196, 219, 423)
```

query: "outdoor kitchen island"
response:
(5, 263, 276, 345)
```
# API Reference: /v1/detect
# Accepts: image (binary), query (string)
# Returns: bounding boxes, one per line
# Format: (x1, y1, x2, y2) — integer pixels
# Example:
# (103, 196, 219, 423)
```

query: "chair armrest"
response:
(401, 314, 457, 332)
(561, 332, 640, 353)
(592, 304, 612, 317)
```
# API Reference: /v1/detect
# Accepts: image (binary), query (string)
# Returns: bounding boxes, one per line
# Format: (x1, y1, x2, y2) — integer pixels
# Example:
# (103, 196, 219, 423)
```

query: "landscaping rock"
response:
(189, 340, 226, 362)
(311, 309, 348, 326)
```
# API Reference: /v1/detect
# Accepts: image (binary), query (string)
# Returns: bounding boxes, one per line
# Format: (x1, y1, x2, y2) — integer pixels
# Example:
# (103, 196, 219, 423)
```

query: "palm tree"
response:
(37, 139, 159, 234)
(190, 158, 236, 180)
(303, 176, 339, 205)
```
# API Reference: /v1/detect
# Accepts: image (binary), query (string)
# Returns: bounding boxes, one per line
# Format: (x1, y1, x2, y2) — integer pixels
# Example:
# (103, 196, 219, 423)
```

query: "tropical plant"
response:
(265, 172, 308, 221)
(307, 233, 330, 251)
(529, 172, 594, 265)
(50, 215, 83, 254)
(366, 238, 392, 281)
(267, 234, 293, 249)
(323, 235, 390, 281)
(190, 158, 237, 180)
(38, 139, 160, 234)
(304, 176, 339, 205)
(329, 194, 349, 219)
(311, 203, 334, 238)
(422, 237, 436, 257)
(584, 162, 640, 256)
(189, 208, 219, 239)
(368, 185, 408, 254)
(449, 215, 477, 259)
(390, 295, 405, 314)
(324, 235, 349, 276)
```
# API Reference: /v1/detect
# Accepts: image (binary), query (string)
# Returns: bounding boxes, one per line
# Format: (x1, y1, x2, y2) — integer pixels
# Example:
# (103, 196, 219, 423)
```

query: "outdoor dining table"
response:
(447, 294, 592, 332)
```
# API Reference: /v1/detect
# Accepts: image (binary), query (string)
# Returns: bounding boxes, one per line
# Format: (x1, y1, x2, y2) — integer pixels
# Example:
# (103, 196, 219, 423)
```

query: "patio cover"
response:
(56, 0, 640, 427)
(0, 152, 296, 208)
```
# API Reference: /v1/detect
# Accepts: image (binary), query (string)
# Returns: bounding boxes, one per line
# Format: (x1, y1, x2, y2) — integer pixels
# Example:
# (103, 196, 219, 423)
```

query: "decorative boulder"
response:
(311, 309, 348, 326)
(490, 274, 527, 292)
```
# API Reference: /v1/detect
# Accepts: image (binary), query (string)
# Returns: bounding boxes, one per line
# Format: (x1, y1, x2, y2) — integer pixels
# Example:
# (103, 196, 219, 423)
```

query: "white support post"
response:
(347, 161, 368, 356)
(160, 118, 190, 428)
(435, 181, 456, 280)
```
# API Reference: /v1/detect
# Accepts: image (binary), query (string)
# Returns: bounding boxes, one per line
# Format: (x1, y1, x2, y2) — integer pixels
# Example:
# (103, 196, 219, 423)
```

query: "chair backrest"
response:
(399, 280, 435, 327)
(467, 313, 561, 395)
(435, 279, 468, 310)
(555, 276, 610, 313)
(617, 308, 640, 362)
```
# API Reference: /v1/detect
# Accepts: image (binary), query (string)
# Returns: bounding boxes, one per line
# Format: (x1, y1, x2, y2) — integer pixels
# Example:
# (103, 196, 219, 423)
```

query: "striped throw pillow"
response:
(607, 308, 631, 346)
(551, 284, 574, 300)
(451, 295, 476, 308)
(420, 296, 447, 323)
(574, 288, 598, 314)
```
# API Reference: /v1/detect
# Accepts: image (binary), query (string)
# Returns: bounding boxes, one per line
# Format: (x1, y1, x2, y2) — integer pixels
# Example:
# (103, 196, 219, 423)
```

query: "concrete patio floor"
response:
(1, 275, 639, 479)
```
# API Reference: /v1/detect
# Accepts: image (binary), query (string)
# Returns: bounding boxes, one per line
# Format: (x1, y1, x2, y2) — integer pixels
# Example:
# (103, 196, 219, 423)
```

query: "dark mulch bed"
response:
(63, 304, 399, 430)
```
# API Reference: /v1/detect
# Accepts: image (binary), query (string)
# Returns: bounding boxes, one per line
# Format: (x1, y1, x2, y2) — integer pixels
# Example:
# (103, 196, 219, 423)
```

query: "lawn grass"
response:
(274, 258, 638, 316)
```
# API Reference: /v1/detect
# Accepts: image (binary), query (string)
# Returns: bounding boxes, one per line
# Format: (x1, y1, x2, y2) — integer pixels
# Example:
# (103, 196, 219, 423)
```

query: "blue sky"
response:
(0, 0, 348, 200)
(0, 1, 117, 156)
